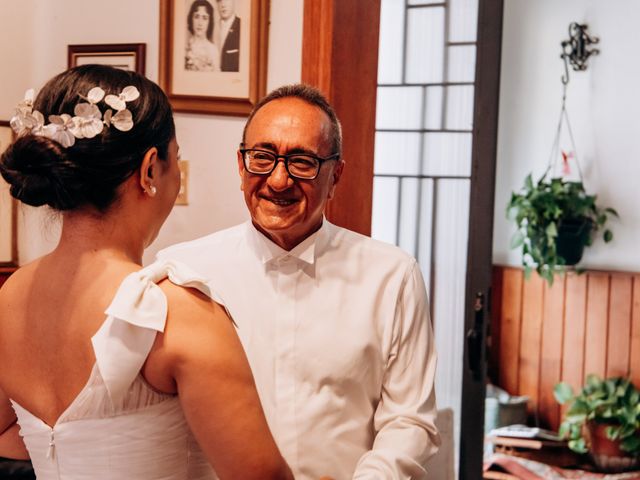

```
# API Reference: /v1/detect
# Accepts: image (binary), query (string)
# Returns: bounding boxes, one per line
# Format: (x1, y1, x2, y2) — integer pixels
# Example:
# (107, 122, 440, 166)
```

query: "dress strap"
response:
(91, 259, 216, 405)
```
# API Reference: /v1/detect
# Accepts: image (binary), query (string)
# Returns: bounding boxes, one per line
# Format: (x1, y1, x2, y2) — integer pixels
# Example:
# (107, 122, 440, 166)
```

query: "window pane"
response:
(449, 0, 479, 42)
(417, 178, 434, 294)
(422, 132, 472, 176)
(447, 45, 476, 82)
(376, 86, 424, 130)
(424, 86, 443, 130)
(433, 178, 470, 469)
(374, 132, 422, 175)
(371, 177, 399, 244)
(398, 177, 420, 256)
(406, 7, 444, 83)
(446, 85, 475, 130)
(378, 0, 406, 84)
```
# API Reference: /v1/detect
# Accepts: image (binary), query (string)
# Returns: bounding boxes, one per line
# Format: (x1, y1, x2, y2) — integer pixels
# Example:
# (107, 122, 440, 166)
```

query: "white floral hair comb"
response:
(9, 85, 140, 148)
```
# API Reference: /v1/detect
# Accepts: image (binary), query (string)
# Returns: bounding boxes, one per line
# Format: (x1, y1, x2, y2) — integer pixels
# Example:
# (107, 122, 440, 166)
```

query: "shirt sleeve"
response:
(352, 259, 440, 479)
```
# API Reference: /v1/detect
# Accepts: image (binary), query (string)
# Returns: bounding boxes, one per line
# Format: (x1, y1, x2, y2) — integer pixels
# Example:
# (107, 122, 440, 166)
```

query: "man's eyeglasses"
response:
(239, 148, 340, 180)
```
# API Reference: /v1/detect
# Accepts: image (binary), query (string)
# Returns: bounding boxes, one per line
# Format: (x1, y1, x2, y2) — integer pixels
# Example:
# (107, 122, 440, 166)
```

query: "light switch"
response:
(175, 160, 189, 205)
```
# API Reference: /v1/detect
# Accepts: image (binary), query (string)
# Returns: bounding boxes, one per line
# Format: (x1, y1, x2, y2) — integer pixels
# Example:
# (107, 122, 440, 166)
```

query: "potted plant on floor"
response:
(507, 174, 617, 285)
(554, 375, 640, 473)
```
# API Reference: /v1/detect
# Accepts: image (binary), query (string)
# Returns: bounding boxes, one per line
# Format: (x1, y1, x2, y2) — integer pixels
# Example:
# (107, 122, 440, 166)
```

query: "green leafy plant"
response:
(507, 174, 618, 285)
(554, 375, 640, 455)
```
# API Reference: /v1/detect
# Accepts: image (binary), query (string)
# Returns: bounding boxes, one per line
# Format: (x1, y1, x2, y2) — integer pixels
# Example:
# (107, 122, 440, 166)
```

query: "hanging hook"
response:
(561, 54, 570, 85)
(560, 22, 600, 85)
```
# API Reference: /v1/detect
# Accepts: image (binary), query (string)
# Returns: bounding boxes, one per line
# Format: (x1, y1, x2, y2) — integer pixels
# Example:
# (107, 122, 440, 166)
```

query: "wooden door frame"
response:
(459, 0, 504, 478)
(301, 0, 381, 236)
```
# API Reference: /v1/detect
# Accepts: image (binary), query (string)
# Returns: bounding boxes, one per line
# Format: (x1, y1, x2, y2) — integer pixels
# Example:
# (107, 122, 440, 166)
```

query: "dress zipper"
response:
(46, 430, 55, 460)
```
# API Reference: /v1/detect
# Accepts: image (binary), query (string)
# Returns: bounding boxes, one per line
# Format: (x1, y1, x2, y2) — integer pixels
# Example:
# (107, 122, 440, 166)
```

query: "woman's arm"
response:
(0, 389, 28, 460)
(146, 281, 293, 480)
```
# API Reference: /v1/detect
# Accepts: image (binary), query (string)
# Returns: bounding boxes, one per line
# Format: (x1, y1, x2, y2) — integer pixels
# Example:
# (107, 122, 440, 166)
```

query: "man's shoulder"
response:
(158, 222, 246, 259)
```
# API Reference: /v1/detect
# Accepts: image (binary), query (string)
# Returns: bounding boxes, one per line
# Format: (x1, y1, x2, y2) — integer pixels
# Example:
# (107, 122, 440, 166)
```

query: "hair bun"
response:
(0, 135, 79, 210)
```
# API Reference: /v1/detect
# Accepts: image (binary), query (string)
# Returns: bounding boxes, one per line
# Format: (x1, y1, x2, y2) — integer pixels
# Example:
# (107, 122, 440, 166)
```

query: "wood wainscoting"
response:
(490, 265, 640, 431)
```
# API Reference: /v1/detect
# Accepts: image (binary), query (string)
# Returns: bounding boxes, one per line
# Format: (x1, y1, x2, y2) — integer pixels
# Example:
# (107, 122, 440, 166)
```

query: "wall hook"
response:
(560, 23, 600, 84)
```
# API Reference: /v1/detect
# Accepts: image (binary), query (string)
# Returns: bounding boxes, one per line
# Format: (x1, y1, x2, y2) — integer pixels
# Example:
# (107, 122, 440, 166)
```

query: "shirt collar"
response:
(245, 219, 331, 266)
(221, 15, 236, 29)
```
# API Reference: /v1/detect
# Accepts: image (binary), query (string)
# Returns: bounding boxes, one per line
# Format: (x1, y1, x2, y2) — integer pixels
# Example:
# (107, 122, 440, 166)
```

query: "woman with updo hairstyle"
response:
(0, 65, 292, 480)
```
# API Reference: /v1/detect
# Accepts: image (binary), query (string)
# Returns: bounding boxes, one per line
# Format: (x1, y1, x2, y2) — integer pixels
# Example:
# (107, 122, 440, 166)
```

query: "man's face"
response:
(217, 0, 235, 21)
(238, 97, 343, 250)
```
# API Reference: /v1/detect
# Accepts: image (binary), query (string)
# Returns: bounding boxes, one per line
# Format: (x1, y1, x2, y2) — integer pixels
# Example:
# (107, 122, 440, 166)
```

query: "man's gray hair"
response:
(242, 84, 343, 156)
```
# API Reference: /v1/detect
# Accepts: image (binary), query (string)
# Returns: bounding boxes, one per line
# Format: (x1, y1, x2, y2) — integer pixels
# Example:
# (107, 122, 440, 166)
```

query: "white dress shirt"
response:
(158, 220, 440, 479)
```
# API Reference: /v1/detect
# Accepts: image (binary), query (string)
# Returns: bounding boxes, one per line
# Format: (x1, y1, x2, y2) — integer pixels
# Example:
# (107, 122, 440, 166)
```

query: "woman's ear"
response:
(139, 147, 159, 196)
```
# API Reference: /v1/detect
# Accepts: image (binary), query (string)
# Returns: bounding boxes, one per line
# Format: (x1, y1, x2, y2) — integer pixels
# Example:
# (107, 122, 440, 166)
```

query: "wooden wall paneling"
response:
(498, 267, 523, 394)
(584, 273, 610, 379)
(519, 272, 545, 420)
(493, 266, 640, 431)
(630, 275, 640, 388)
(561, 273, 588, 389)
(560, 273, 588, 421)
(538, 275, 566, 430)
(606, 274, 633, 378)
(301, 0, 380, 236)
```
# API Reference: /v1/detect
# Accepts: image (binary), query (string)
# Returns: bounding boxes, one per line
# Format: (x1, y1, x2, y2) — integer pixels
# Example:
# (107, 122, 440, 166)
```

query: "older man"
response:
(158, 84, 440, 479)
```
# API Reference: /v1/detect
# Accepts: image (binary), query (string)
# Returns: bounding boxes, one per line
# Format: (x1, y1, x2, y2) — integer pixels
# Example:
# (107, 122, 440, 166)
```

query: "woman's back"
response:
(0, 254, 139, 426)
(1, 258, 217, 479)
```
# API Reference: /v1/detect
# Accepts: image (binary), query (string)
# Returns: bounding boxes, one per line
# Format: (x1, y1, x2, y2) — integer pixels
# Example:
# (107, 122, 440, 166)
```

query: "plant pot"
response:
(556, 219, 592, 265)
(585, 422, 640, 473)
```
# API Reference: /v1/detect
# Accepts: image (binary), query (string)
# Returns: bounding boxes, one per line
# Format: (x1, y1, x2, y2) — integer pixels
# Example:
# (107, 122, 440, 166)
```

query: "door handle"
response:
(466, 291, 484, 381)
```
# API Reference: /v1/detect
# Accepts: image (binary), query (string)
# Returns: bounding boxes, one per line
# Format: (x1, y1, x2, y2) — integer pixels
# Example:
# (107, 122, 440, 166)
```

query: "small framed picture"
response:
(68, 43, 146, 74)
(159, 0, 270, 116)
(0, 121, 17, 266)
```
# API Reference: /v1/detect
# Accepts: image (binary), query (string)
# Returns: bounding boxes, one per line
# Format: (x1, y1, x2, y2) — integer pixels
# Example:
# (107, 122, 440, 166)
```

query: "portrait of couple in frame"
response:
(159, 0, 269, 116)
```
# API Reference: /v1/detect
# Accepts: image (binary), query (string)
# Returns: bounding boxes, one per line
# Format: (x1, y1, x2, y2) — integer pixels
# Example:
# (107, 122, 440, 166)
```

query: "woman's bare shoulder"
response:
(0, 258, 43, 302)
(155, 279, 235, 357)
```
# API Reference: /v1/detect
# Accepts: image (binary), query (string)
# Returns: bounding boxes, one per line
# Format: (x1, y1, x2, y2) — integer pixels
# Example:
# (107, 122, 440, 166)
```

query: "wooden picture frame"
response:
(0, 121, 17, 266)
(159, 0, 269, 116)
(68, 43, 146, 74)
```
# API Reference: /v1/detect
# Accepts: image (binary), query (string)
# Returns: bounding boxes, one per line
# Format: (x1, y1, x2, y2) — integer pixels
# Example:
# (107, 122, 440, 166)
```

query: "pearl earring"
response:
(148, 185, 157, 196)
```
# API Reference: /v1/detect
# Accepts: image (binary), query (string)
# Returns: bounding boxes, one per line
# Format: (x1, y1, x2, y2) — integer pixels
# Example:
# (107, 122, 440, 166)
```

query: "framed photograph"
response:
(0, 121, 17, 266)
(159, 0, 270, 116)
(68, 43, 146, 74)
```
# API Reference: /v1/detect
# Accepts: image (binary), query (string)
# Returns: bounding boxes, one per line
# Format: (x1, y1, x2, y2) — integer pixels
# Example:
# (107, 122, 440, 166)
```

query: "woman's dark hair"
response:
(187, 0, 214, 42)
(0, 64, 175, 211)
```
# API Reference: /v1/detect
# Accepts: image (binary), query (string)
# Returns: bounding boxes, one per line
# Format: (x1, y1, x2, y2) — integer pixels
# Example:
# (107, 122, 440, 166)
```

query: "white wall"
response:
(0, 0, 303, 265)
(493, 0, 640, 271)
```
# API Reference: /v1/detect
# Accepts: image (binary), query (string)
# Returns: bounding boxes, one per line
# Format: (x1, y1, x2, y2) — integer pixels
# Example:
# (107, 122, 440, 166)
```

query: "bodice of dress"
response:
(10, 260, 220, 480)
(185, 36, 220, 71)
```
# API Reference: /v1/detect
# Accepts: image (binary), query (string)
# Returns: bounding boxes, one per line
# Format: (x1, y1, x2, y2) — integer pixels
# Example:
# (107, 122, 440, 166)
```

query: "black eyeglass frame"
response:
(239, 147, 341, 180)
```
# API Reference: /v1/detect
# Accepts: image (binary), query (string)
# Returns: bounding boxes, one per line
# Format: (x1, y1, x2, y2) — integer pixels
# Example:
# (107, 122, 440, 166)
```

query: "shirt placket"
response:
(274, 255, 299, 471)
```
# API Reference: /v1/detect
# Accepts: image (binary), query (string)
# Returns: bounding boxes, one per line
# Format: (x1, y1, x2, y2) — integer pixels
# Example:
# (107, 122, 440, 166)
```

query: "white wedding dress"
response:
(10, 260, 220, 479)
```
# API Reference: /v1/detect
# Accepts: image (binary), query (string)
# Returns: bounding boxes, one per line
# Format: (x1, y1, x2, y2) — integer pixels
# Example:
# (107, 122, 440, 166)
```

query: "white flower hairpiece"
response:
(9, 85, 140, 148)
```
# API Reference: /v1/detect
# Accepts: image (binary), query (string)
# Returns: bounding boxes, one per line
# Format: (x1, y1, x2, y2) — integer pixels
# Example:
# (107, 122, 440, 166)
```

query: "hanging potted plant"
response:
(506, 173, 617, 285)
(507, 29, 618, 286)
(554, 375, 640, 473)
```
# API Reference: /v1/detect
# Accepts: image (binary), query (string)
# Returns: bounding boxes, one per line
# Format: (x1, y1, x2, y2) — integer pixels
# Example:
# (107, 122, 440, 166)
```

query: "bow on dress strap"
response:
(91, 260, 214, 406)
